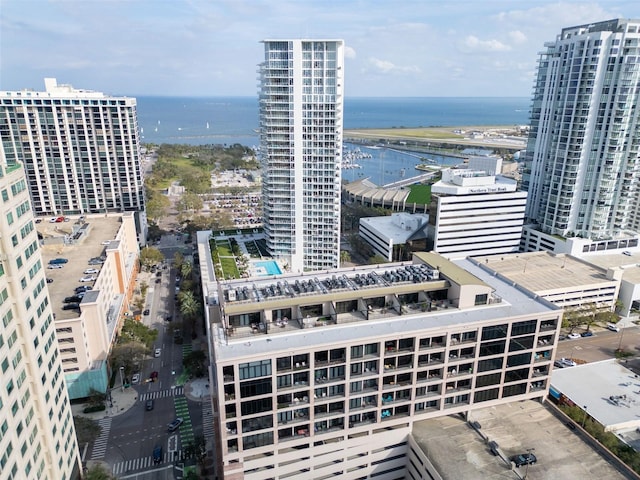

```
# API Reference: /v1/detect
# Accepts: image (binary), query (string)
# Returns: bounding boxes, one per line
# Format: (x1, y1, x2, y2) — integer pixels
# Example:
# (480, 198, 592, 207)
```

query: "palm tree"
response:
(181, 261, 193, 280)
(178, 290, 200, 327)
(340, 250, 351, 266)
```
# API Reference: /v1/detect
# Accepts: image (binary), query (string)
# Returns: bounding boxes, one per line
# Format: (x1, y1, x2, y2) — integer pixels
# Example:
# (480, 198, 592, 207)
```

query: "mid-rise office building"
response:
(428, 158, 527, 259)
(198, 228, 561, 479)
(0, 151, 81, 479)
(522, 19, 640, 241)
(258, 40, 344, 272)
(0, 78, 145, 217)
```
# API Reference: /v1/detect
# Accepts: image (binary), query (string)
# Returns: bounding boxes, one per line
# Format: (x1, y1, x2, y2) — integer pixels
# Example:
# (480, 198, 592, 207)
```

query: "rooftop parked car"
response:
(567, 332, 581, 339)
(48, 264, 63, 270)
(64, 295, 83, 303)
(49, 258, 68, 264)
(75, 286, 92, 293)
(84, 268, 99, 274)
(554, 358, 577, 368)
(62, 303, 80, 311)
(511, 452, 537, 467)
(167, 418, 183, 432)
(46, 278, 54, 283)
(79, 276, 96, 282)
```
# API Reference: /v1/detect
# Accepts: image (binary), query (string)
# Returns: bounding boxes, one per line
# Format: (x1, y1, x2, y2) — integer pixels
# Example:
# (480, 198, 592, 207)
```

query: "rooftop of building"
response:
(209, 251, 559, 361)
(39, 215, 123, 321)
(551, 359, 640, 436)
(412, 400, 625, 480)
(578, 249, 640, 284)
(359, 212, 428, 243)
(469, 251, 615, 295)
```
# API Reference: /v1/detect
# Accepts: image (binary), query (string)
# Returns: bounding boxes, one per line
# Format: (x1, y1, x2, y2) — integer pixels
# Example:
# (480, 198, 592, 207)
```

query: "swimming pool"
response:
(255, 260, 282, 276)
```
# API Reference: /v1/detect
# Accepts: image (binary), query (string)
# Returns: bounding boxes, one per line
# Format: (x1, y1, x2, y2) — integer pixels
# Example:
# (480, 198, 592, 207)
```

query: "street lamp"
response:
(119, 366, 125, 392)
(582, 405, 588, 428)
(523, 447, 536, 480)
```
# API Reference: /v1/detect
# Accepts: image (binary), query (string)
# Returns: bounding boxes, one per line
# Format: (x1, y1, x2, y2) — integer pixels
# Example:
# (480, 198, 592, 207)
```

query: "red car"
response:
(150, 371, 159, 382)
(55, 216, 65, 223)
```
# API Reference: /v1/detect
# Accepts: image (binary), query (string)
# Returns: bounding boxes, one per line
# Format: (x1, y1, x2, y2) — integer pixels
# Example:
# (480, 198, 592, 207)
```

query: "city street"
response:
(556, 326, 640, 364)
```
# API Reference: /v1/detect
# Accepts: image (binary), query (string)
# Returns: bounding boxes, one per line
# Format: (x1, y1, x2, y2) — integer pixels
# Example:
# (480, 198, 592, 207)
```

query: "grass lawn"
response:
(216, 241, 233, 257)
(345, 127, 463, 140)
(406, 184, 431, 204)
(219, 257, 240, 279)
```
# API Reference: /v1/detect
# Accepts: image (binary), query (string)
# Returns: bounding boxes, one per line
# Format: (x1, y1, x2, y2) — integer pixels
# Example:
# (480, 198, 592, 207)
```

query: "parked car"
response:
(567, 332, 581, 339)
(62, 303, 80, 311)
(55, 216, 65, 223)
(581, 331, 594, 337)
(155, 278, 161, 284)
(75, 286, 92, 293)
(167, 418, 183, 432)
(79, 276, 96, 282)
(143, 309, 150, 315)
(554, 357, 577, 368)
(511, 452, 537, 467)
(46, 278, 53, 283)
(48, 264, 63, 270)
(49, 258, 68, 264)
(63, 295, 83, 303)
(153, 444, 162, 463)
(84, 268, 99, 274)
(607, 323, 620, 332)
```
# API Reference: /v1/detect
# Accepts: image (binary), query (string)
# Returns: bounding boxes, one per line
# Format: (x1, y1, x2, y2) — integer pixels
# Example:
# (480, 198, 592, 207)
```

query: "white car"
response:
(131, 373, 140, 384)
(48, 264, 63, 269)
(554, 357, 577, 368)
(79, 276, 96, 282)
(154, 348, 161, 358)
(84, 268, 99, 274)
(567, 332, 581, 339)
(607, 323, 621, 332)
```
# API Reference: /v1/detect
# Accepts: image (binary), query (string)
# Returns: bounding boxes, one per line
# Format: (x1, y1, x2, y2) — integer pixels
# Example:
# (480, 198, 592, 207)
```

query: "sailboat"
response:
(206, 122, 210, 129)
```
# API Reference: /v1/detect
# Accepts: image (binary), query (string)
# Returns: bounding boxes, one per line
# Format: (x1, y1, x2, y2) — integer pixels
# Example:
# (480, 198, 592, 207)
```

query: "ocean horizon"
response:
(136, 96, 530, 186)
(136, 96, 530, 147)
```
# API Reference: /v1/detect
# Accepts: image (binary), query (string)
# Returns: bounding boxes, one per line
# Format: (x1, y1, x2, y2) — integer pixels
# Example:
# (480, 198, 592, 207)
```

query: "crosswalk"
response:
(111, 451, 182, 475)
(202, 396, 215, 440)
(138, 386, 184, 401)
(90, 418, 112, 459)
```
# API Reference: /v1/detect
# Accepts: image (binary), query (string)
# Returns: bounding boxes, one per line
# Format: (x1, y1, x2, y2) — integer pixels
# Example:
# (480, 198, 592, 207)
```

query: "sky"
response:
(1, 0, 638, 97)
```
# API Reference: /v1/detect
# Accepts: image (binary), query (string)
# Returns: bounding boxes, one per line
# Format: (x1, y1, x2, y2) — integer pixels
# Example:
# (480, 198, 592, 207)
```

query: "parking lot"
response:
(412, 400, 626, 480)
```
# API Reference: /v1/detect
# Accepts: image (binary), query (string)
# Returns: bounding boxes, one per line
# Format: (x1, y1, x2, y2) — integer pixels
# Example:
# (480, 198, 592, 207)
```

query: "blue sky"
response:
(1, 0, 638, 97)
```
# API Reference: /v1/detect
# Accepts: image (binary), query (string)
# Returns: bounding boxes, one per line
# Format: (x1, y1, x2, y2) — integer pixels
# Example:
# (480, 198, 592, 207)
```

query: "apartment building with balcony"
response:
(522, 19, 640, 244)
(0, 152, 81, 479)
(0, 78, 145, 222)
(197, 229, 561, 479)
(258, 40, 344, 273)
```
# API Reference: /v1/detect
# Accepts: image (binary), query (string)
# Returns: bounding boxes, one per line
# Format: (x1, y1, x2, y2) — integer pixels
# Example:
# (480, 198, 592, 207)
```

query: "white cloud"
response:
(344, 46, 356, 59)
(509, 30, 527, 44)
(368, 57, 421, 74)
(460, 35, 511, 53)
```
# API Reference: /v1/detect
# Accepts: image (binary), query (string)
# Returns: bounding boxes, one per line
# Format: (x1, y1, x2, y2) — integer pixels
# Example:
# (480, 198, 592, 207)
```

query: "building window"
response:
(474, 388, 499, 403)
(481, 324, 508, 340)
(239, 360, 272, 380)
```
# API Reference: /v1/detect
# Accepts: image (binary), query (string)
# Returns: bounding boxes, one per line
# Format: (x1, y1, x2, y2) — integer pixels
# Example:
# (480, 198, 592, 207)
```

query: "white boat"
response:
(206, 122, 210, 129)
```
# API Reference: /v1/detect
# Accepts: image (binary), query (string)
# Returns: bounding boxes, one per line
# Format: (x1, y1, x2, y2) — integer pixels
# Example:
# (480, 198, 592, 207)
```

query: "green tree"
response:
(183, 350, 207, 377)
(145, 190, 171, 224)
(110, 340, 149, 375)
(174, 251, 185, 272)
(340, 250, 351, 266)
(181, 261, 193, 280)
(140, 246, 165, 270)
(369, 254, 388, 265)
(562, 309, 584, 334)
(177, 192, 204, 217)
(179, 290, 200, 327)
(74, 416, 102, 445)
(118, 318, 158, 349)
(85, 463, 118, 480)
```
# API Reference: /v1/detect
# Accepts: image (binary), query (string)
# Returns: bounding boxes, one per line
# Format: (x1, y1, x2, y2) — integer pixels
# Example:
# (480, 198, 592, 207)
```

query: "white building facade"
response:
(0, 152, 81, 479)
(429, 158, 527, 259)
(259, 40, 344, 272)
(0, 78, 145, 217)
(522, 19, 640, 241)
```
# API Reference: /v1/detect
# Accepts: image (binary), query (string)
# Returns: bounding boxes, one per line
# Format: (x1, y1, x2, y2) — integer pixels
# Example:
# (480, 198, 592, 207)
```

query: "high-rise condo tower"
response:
(259, 40, 344, 273)
(522, 19, 640, 241)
